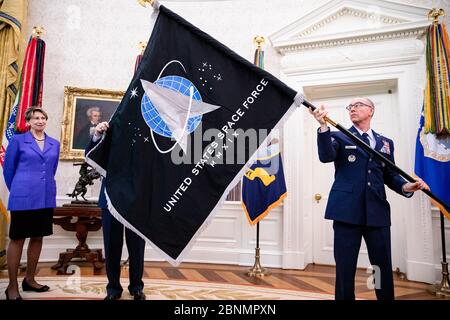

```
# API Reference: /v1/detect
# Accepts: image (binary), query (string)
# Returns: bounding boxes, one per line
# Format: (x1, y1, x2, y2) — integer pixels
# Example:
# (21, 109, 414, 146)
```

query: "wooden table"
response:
(51, 204, 104, 275)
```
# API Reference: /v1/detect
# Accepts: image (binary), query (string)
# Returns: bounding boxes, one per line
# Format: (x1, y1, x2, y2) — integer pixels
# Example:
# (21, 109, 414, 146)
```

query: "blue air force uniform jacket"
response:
(317, 126, 411, 227)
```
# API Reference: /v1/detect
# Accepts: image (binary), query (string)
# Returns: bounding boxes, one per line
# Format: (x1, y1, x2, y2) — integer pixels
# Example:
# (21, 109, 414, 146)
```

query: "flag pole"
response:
(424, 8, 450, 299)
(247, 36, 270, 278)
(20, 26, 46, 273)
(428, 209, 450, 298)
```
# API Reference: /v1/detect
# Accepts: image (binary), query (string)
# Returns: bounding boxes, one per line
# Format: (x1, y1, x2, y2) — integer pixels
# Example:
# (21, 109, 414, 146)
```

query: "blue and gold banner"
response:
(242, 143, 287, 225)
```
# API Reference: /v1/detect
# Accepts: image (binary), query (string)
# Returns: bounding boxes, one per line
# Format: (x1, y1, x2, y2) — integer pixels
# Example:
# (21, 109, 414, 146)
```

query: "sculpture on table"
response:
(67, 162, 101, 203)
(53, 162, 104, 275)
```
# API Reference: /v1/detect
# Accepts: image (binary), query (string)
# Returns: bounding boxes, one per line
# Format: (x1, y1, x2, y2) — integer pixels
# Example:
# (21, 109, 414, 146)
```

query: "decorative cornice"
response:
(297, 7, 406, 38)
(270, 0, 432, 54)
(277, 25, 428, 53)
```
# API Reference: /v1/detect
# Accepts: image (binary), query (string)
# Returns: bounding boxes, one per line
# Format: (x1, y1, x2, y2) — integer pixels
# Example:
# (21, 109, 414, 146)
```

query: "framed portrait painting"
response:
(60, 86, 125, 160)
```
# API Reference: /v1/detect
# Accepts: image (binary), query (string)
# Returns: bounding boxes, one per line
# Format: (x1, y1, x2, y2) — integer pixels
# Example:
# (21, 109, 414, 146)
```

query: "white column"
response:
(282, 107, 309, 269)
(398, 61, 436, 284)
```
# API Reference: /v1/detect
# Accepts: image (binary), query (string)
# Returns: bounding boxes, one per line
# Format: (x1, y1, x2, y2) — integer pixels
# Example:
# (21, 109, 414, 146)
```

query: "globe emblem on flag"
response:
(141, 75, 202, 138)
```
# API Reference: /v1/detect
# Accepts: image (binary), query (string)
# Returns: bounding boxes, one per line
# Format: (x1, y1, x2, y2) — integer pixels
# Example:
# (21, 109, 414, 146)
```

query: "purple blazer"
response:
(3, 131, 60, 211)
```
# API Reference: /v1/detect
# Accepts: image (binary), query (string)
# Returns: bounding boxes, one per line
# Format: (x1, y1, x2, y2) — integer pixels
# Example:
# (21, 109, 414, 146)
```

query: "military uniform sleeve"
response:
(317, 127, 340, 163)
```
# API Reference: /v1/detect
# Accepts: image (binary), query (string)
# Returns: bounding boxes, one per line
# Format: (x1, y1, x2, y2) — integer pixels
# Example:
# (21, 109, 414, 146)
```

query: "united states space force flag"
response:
(86, 4, 300, 265)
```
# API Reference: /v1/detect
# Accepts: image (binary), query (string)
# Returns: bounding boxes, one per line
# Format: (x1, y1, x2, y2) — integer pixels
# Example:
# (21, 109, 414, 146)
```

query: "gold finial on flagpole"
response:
(138, 0, 154, 8)
(428, 8, 445, 25)
(32, 26, 45, 38)
(253, 36, 265, 48)
(138, 41, 147, 54)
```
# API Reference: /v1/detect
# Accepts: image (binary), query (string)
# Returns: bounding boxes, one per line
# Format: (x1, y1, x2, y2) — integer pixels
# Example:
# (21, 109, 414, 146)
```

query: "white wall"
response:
(24, 0, 450, 281)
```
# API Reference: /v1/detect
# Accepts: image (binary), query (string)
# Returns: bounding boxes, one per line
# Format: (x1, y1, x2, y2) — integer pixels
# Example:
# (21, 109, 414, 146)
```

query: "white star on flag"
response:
(130, 87, 139, 99)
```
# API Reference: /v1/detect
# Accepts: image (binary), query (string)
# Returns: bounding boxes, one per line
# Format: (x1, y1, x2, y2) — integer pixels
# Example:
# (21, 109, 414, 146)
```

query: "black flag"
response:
(87, 5, 299, 265)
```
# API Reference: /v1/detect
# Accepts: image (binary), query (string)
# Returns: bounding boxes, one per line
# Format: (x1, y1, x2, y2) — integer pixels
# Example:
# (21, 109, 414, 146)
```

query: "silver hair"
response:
(86, 106, 101, 118)
(354, 97, 375, 108)
(364, 97, 375, 108)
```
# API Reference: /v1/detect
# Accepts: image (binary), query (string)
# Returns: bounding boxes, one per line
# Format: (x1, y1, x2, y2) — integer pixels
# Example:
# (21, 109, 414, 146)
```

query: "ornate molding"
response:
(296, 7, 406, 38)
(278, 27, 427, 53)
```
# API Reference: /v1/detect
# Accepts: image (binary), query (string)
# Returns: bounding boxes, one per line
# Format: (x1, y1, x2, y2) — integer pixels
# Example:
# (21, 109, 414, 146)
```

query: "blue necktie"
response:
(361, 132, 370, 148)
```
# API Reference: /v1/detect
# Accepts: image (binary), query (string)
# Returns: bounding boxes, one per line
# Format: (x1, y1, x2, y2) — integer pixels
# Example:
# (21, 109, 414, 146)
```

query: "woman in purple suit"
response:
(3, 107, 60, 300)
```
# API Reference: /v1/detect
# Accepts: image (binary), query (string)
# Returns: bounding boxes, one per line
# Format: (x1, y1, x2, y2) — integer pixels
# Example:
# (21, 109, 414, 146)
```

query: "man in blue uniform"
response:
(86, 121, 146, 300)
(310, 97, 427, 300)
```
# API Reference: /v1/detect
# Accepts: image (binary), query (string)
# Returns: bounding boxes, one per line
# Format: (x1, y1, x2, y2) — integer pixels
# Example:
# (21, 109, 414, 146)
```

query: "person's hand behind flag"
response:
(94, 121, 109, 138)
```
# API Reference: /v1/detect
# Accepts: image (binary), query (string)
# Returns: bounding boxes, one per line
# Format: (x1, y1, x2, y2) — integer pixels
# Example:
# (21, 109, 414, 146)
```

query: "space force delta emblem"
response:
(86, 4, 298, 265)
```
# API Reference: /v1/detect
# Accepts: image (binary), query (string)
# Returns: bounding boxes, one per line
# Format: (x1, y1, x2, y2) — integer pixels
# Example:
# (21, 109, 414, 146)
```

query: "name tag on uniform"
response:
(345, 145, 357, 149)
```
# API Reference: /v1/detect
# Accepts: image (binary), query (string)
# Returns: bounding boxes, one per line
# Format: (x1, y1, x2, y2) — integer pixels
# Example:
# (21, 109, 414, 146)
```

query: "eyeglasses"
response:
(345, 102, 373, 111)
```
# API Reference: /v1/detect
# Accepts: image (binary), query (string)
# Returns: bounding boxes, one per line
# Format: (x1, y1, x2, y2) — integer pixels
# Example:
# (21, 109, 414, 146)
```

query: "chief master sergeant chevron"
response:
(309, 97, 428, 300)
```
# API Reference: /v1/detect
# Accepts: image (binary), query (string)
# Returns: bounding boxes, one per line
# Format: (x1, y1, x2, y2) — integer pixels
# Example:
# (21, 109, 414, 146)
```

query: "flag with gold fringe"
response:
(242, 141, 287, 225)
(0, 102, 18, 214)
(415, 21, 450, 218)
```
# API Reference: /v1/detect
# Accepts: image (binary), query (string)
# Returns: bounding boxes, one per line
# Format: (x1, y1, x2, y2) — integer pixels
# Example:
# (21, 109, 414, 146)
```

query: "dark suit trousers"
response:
(333, 221, 394, 300)
(102, 208, 145, 295)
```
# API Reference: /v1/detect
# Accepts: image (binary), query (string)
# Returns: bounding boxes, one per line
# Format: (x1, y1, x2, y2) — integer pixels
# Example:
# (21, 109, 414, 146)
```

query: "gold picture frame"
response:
(60, 86, 125, 160)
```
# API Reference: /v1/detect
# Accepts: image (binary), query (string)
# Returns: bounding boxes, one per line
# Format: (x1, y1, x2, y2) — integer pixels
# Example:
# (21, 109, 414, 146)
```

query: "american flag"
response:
(0, 100, 18, 218)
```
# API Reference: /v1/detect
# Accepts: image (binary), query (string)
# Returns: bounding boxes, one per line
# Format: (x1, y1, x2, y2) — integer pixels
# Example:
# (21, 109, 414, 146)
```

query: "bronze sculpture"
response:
(67, 162, 101, 202)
